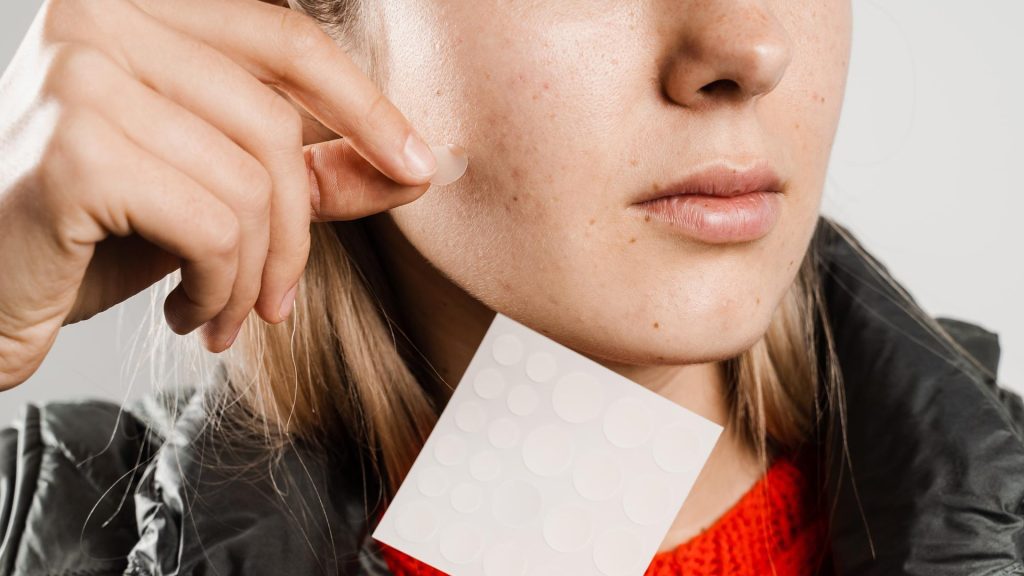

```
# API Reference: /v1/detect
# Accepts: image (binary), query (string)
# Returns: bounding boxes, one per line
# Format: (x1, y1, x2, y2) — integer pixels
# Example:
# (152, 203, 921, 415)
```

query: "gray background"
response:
(2, 1, 1022, 425)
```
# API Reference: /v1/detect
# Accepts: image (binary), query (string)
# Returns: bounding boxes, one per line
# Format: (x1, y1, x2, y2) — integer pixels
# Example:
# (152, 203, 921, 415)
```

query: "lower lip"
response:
(631, 191, 781, 244)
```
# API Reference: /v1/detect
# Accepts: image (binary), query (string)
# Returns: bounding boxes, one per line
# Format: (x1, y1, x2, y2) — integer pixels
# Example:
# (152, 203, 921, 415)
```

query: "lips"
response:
(633, 161, 783, 204)
(630, 160, 785, 244)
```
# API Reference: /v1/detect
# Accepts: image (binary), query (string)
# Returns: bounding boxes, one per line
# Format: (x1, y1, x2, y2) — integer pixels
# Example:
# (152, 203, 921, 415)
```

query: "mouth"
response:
(630, 160, 785, 244)
(633, 161, 783, 203)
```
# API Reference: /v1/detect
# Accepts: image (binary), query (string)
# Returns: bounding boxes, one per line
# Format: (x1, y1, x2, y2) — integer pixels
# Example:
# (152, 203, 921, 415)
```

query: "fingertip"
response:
(403, 133, 438, 181)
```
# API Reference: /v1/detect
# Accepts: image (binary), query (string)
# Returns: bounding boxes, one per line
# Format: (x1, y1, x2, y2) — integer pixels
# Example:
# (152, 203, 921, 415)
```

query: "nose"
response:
(659, 2, 793, 110)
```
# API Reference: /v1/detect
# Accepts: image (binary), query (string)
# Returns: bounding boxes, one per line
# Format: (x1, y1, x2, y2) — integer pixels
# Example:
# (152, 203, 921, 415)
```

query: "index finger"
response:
(129, 0, 439, 186)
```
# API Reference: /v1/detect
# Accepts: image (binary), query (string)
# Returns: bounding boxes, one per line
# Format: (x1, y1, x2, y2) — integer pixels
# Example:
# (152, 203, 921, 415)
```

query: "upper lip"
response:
(633, 161, 784, 204)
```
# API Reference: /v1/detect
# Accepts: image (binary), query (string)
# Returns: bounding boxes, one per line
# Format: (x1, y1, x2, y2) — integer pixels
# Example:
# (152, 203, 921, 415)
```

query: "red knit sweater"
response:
(376, 445, 833, 575)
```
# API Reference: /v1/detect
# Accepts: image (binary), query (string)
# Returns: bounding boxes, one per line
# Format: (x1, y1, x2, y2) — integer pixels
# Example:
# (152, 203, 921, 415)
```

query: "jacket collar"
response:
(126, 216, 1024, 575)
(814, 217, 1024, 575)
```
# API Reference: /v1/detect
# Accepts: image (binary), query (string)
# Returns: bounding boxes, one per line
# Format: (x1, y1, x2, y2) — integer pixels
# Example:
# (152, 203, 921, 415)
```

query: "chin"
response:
(533, 299, 778, 368)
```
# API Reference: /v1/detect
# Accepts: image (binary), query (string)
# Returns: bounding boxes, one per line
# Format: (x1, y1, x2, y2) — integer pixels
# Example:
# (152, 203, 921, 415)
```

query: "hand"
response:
(0, 0, 467, 390)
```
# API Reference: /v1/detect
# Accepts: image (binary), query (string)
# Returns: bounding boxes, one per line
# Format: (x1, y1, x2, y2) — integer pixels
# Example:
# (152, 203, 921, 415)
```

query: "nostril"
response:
(700, 79, 740, 96)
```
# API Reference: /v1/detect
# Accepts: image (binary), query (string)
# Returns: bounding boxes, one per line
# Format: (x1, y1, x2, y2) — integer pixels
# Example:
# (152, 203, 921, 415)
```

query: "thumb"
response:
(304, 138, 468, 222)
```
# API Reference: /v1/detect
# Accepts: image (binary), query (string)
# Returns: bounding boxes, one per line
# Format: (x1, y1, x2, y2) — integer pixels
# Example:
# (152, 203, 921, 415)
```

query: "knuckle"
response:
(45, 108, 109, 186)
(207, 213, 241, 260)
(357, 89, 395, 135)
(39, 0, 83, 41)
(235, 160, 273, 218)
(42, 43, 112, 101)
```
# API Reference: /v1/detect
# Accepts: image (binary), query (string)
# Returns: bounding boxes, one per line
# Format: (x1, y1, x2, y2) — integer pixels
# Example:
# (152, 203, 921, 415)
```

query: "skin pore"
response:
(358, 0, 852, 551)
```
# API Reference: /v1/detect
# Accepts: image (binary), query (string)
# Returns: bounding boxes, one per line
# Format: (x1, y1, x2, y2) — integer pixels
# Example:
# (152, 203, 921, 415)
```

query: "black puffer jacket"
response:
(2, 216, 1024, 576)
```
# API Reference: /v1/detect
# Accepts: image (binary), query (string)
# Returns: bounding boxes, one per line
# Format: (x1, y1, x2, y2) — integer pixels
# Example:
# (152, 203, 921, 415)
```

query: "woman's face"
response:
(368, 0, 852, 365)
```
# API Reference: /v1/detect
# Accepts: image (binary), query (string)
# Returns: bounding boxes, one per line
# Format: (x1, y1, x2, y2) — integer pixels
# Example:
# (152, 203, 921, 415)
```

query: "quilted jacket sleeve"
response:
(0, 399, 157, 576)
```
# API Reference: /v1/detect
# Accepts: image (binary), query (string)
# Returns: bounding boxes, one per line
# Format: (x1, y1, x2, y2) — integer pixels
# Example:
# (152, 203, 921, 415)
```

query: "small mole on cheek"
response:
(644, 215, 651, 222)
(630, 158, 639, 167)
(435, 89, 442, 95)
(628, 237, 636, 244)
(756, 296, 761, 305)
(653, 321, 660, 329)
(513, 195, 519, 202)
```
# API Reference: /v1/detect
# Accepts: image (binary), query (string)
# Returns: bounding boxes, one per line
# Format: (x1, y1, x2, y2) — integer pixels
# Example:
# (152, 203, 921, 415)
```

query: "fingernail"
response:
(224, 323, 242, 349)
(403, 133, 437, 178)
(428, 143, 469, 186)
(278, 282, 299, 321)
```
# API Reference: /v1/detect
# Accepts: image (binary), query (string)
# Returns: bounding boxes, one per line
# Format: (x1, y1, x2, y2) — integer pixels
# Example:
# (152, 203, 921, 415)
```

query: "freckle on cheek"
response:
(628, 237, 636, 244)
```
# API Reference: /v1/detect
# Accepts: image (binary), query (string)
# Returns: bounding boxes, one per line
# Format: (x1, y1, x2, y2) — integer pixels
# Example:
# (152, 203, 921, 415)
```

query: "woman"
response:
(1, 0, 1022, 574)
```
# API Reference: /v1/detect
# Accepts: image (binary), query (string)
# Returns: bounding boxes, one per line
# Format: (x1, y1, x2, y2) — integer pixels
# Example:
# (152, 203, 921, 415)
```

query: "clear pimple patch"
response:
(372, 312, 724, 576)
(428, 143, 469, 186)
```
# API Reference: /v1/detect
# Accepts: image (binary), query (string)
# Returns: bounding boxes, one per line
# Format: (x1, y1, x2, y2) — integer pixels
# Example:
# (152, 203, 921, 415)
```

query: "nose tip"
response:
(661, 7, 794, 110)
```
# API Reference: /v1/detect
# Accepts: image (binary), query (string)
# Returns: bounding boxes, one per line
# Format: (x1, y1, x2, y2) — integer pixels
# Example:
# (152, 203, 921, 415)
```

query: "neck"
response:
(365, 213, 731, 427)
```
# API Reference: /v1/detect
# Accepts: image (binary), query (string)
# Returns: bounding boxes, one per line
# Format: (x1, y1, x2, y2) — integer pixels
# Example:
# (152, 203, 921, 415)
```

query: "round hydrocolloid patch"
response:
(522, 423, 574, 476)
(483, 541, 529, 576)
(507, 384, 540, 416)
(394, 500, 439, 543)
(571, 450, 622, 501)
(439, 521, 483, 564)
(593, 528, 644, 575)
(416, 465, 449, 497)
(488, 417, 521, 449)
(603, 397, 654, 448)
(474, 367, 506, 399)
(434, 433, 467, 466)
(542, 504, 593, 552)
(622, 474, 673, 526)
(525, 351, 558, 382)
(492, 479, 542, 526)
(552, 370, 604, 423)
(492, 333, 524, 366)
